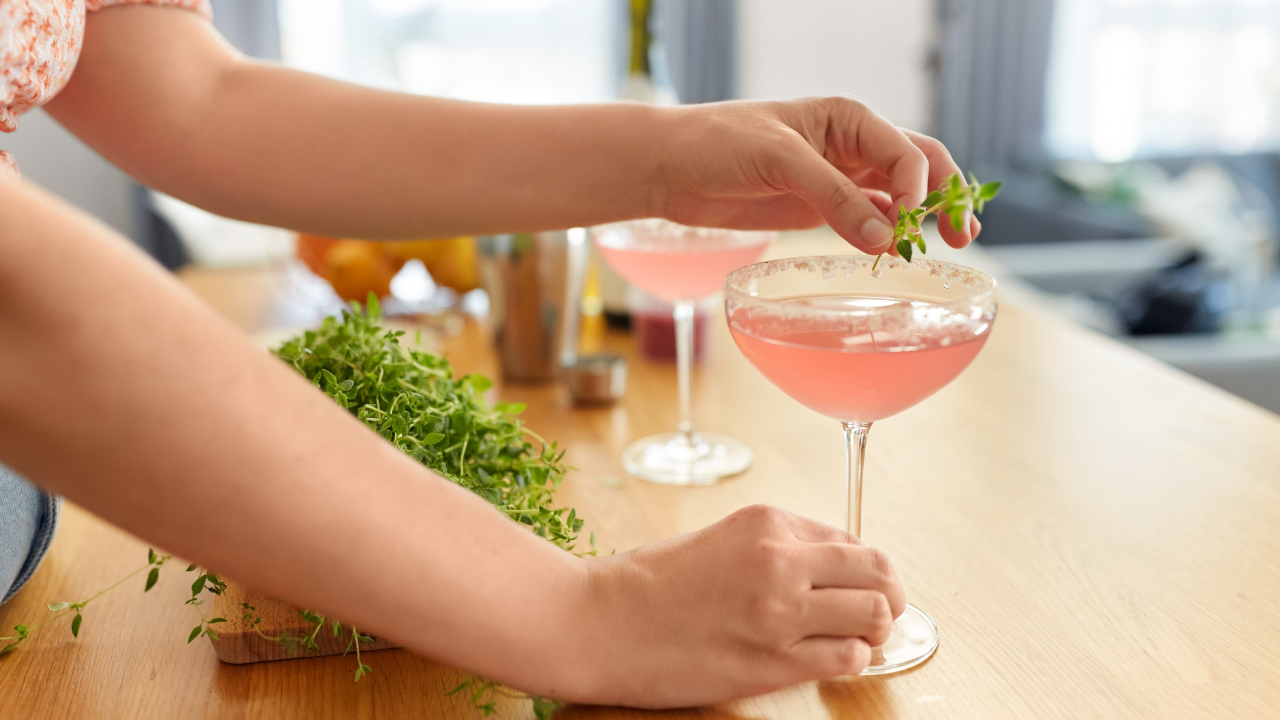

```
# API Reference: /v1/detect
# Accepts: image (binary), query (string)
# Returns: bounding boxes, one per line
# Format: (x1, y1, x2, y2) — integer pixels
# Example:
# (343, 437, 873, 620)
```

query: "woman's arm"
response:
(46, 5, 977, 252)
(0, 175, 905, 707)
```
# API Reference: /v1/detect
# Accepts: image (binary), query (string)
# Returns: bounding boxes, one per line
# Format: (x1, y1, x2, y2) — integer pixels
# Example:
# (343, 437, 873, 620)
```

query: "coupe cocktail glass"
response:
(725, 254, 998, 674)
(595, 219, 775, 485)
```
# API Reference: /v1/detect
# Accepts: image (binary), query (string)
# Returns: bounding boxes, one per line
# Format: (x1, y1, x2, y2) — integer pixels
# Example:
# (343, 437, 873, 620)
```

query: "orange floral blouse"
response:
(0, 0, 211, 175)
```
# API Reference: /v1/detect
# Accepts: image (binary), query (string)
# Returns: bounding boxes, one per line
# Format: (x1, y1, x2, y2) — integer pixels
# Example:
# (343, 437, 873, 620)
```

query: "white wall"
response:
(2, 109, 135, 238)
(737, 0, 935, 132)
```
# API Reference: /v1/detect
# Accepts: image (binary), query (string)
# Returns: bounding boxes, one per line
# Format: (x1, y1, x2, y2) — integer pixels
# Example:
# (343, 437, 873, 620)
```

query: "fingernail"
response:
(860, 218, 893, 251)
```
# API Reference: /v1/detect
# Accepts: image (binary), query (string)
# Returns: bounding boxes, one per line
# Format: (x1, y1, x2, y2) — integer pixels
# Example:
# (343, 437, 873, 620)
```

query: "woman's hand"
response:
(657, 97, 980, 253)
(571, 504, 905, 708)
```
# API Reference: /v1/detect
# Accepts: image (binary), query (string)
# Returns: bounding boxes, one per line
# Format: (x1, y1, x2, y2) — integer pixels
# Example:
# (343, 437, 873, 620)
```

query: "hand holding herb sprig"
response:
(871, 172, 1002, 271)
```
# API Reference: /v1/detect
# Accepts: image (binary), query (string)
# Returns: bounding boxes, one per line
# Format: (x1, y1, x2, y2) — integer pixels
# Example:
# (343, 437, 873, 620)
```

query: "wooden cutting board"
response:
(202, 582, 399, 664)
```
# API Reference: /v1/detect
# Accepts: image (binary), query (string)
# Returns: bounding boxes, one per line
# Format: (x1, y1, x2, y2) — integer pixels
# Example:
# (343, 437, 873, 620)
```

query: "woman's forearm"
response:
(0, 174, 592, 696)
(47, 6, 671, 238)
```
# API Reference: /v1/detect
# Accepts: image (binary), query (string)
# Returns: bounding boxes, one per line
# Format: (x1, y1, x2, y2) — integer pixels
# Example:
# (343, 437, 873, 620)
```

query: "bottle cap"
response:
(566, 355, 628, 405)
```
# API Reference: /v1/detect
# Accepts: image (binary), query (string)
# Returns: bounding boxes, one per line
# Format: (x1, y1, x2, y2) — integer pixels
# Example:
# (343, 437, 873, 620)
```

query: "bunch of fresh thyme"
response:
(3, 298, 580, 719)
(273, 296, 586, 552)
(872, 171, 1002, 270)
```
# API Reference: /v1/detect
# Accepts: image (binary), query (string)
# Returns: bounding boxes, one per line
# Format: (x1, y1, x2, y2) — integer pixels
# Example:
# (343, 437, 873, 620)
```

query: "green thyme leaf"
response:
(461, 374, 494, 394)
(187, 625, 201, 643)
(145, 568, 160, 593)
(532, 697, 565, 720)
(46, 602, 69, 612)
(70, 613, 82, 638)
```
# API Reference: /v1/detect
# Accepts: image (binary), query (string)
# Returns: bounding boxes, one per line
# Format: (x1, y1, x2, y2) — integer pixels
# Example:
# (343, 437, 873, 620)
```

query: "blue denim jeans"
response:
(0, 462, 60, 605)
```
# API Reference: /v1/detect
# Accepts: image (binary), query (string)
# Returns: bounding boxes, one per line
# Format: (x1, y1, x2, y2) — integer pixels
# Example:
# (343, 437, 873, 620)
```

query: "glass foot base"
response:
(622, 432, 752, 486)
(861, 603, 939, 675)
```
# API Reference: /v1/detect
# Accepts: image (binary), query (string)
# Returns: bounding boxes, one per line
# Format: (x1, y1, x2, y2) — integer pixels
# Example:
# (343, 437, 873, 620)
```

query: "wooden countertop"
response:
(5, 233, 1280, 718)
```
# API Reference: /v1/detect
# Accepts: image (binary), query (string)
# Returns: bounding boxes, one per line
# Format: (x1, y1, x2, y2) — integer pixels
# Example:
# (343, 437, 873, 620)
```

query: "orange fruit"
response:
(295, 233, 479, 300)
(323, 240, 397, 301)
(384, 237, 479, 292)
(296, 233, 339, 278)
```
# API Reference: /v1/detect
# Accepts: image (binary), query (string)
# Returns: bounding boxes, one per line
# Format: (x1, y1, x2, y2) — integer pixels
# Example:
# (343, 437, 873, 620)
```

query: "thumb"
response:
(772, 138, 895, 254)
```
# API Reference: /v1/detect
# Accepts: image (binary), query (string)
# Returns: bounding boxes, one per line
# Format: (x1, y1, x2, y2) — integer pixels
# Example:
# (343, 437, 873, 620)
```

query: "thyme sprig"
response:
(871, 172, 1002, 271)
(1, 548, 174, 655)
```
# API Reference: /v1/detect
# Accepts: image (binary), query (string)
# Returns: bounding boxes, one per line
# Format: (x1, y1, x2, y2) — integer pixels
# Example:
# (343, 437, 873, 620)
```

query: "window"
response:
(1046, 0, 1280, 161)
(277, 0, 623, 104)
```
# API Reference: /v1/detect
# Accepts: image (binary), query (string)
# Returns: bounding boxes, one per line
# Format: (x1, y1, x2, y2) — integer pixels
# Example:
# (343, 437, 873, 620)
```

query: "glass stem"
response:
(674, 300, 696, 438)
(842, 421, 872, 537)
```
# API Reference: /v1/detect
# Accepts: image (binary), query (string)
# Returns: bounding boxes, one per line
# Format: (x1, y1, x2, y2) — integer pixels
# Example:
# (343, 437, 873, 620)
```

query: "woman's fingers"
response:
(797, 589, 895, 647)
(820, 97, 930, 215)
(901, 129, 974, 248)
(805, 543, 906, 618)
(790, 635, 873, 678)
(770, 135, 895, 253)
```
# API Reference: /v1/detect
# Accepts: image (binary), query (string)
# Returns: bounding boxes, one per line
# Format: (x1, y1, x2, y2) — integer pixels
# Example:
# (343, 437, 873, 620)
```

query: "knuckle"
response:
(865, 593, 894, 646)
(827, 183, 861, 216)
(829, 639, 871, 676)
(738, 503, 789, 533)
(865, 547, 895, 585)
(917, 133, 946, 154)
(748, 595, 792, 641)
(751, 539, 793, 582)
(750, 591, 803, 652)
(824, 94, 869, 116)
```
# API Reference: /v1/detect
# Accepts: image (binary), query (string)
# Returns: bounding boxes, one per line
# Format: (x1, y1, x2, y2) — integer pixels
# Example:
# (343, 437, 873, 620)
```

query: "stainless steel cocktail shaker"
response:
(476, 229, 588, 382)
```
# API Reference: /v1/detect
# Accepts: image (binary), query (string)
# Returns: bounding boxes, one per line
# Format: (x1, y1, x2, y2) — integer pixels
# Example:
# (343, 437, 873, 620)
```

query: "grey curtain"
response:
(658, 0, 737, 104)
(933, 0, 1056, 172)
(928, 0, 1154, 246)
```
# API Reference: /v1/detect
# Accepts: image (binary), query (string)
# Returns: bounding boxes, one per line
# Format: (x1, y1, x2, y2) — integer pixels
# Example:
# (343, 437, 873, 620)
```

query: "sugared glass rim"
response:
(724, 254, 999, 320)
(593, 218, 777, 250)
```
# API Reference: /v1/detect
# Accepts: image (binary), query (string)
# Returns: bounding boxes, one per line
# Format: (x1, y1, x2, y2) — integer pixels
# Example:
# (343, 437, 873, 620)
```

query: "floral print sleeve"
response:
(0, 0, 211, 176)
(85, 0, 210, 19)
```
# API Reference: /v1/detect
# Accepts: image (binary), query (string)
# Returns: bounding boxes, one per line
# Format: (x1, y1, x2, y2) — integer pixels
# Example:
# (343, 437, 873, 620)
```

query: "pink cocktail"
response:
(730, 300, 990, 422)
(594, 220, 774, 486)
(726, 255, 998, 675)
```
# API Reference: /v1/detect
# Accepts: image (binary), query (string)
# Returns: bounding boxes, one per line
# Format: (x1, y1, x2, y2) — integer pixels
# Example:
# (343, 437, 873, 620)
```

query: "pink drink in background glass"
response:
(730, 298, 989, 422)
(592, 220, 776, 486)
(596, 242, 770, 301)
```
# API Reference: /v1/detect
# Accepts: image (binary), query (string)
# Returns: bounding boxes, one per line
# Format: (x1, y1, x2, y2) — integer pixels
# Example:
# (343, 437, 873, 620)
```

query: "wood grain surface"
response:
(3, 232, 1280, 719)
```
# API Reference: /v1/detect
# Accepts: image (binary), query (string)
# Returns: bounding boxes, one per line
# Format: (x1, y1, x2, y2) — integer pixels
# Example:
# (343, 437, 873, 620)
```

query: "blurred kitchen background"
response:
(11, 0, 1280, 412)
